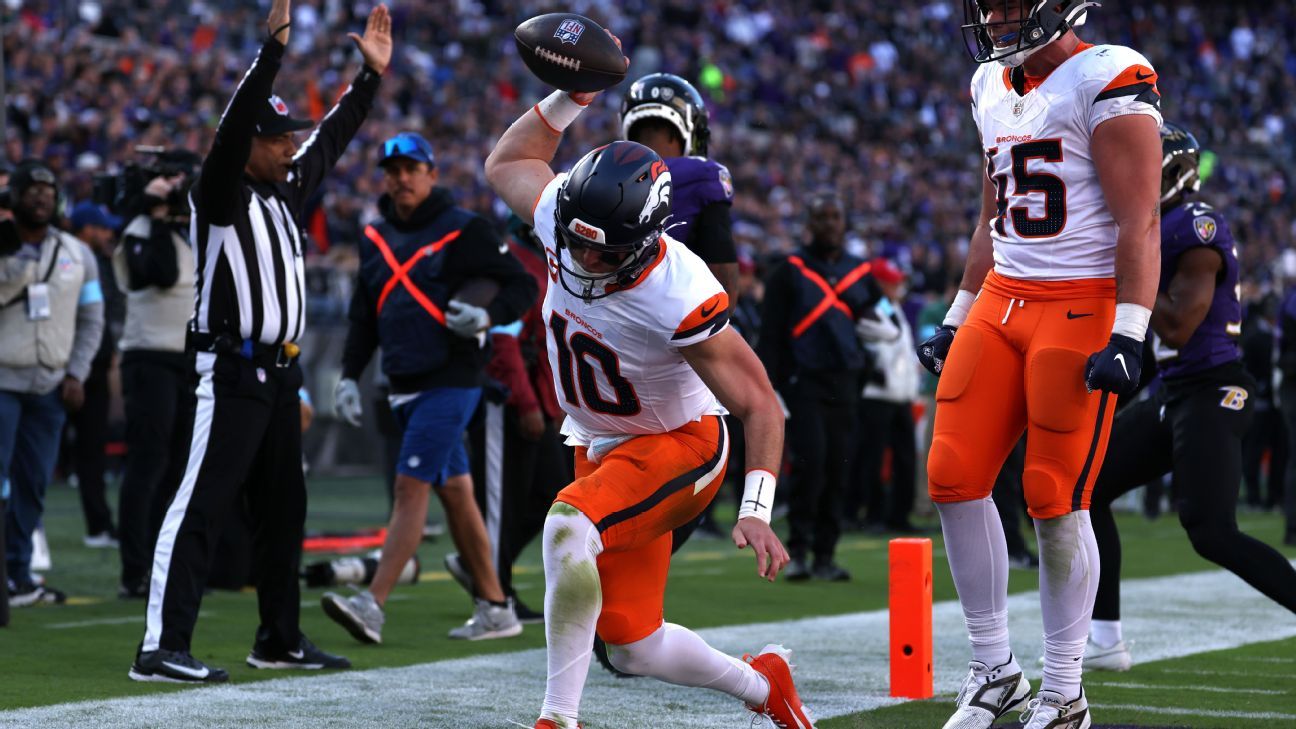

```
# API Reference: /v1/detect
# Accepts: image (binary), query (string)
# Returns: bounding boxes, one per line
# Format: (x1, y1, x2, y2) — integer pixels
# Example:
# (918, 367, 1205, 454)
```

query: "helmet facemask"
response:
(1160, 124, 1203, 208)
(553, 207, 663, 302)
(962, 0, 1099, 67)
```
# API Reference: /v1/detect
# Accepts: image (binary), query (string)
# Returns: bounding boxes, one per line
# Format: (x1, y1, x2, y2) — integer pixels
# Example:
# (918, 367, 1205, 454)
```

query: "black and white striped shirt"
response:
(190, 37, 380, 346)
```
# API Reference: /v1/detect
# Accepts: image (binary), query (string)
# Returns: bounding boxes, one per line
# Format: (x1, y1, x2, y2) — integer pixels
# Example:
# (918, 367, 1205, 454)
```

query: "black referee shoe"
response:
(129, 648, 229, 683)
(246, 635, 350, 670)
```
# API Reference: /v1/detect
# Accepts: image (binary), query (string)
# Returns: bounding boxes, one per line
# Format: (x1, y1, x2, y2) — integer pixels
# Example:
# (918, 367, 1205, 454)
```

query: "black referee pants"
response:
(143, 350, 306, 654)
(468, 400, 568, 597)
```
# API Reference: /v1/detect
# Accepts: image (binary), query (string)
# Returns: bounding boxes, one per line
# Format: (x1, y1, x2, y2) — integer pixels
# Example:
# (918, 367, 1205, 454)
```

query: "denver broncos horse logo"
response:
(638, 167, 672, 225)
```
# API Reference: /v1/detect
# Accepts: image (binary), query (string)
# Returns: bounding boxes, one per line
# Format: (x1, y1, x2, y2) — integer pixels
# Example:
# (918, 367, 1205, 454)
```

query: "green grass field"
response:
(3, 476, 1294, 727)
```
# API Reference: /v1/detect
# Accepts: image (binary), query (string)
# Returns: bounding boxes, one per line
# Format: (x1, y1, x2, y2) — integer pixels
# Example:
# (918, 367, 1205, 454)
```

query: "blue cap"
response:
(70, 201, 122, 232)
(380, 132, 435, 168)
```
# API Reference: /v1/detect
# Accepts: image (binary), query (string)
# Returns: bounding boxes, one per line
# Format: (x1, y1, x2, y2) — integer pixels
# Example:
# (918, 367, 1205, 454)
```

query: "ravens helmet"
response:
(1160, 121, 1202, 208)
(620, 73, 711, 158)
(554, 141, 672, 301)
(962, 0, 1099, 67)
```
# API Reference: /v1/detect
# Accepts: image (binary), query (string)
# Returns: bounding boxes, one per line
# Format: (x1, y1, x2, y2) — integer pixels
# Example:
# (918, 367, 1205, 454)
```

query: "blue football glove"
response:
(916, 325, 957, 376)
(1085, 334, 1143, 396)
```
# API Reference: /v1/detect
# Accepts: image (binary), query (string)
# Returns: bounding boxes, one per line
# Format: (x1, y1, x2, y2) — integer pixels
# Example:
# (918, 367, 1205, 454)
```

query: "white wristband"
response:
(737, 469, 777, 524)
(942, 289, 977, 328)
(1112, 303, 1152, 342)
(533, 90, 590, 134)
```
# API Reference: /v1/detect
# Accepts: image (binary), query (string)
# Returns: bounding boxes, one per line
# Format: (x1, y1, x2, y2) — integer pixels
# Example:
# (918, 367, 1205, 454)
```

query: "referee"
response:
(129, 0, 392, 683)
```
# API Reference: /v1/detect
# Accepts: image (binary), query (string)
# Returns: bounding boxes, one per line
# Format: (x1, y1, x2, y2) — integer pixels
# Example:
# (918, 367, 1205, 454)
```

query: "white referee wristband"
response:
(737, 469, 777, 524)
(1112, 303, 1152, 342)
(533, 90, 590, 135)
(942, 289, 977, 328)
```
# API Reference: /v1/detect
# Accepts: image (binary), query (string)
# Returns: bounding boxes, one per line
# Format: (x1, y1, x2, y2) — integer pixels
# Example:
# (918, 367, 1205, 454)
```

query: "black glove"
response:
(916, 325, 957, 376)
(1085, 334, 1143, 396)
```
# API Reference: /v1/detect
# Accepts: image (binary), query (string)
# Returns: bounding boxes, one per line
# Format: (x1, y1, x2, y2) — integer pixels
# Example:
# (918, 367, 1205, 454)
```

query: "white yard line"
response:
(1089, 682, 1290, 695)
(4, 565, 1295, 728)
(1091, 704, 1296, 721)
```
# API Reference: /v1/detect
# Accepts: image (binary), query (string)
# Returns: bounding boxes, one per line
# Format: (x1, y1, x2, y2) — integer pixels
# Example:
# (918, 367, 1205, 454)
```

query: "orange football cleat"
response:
(534, 720, 581, 729)
(744, 644, 817, 728)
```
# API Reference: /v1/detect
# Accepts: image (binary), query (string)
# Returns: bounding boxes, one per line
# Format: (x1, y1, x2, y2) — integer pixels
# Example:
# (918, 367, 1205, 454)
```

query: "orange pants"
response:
(556, 415, 728, 645)
(928, 272, 1118, 519)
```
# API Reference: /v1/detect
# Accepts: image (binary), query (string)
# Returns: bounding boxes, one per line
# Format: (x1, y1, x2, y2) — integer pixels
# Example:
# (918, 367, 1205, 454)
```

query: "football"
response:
(513, 13, 627, 93)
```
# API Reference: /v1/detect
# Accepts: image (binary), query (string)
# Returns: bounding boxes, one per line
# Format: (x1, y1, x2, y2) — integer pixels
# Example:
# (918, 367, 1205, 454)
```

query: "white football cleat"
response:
(1020, 688, 1091, 729)
(942, 655, 1032, 729)
(1083, 638, 1132, 672)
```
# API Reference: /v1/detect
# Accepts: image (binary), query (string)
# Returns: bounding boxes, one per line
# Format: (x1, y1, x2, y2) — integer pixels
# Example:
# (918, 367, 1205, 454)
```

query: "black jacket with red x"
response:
(758, 247, 883, 390)
(342, 188, 537, 393)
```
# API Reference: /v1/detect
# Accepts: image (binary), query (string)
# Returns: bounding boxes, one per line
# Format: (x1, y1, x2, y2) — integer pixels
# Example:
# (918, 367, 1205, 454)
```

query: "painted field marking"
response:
(1090, 681, 1291, 696)
(4, 563, 1294, 729)
(1092, 703, 1296, 721)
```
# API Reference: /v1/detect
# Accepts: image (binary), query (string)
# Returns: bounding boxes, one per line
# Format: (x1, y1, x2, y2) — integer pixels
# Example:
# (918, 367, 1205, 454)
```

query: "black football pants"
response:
(1090, 363, 1296, 620)
(142, 351, 307, 654)
(786, 370, 858, 563)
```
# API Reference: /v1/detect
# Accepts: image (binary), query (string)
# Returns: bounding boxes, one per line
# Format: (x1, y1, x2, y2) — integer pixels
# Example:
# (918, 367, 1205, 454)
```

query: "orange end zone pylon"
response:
(889, 537, 933, 698)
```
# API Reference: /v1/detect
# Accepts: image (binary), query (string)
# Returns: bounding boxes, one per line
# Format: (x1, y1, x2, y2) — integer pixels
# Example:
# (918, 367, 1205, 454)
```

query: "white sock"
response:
(605, 623, 770, 706)
(1090, 619, 1122, 648)
(936, 498, 1011, 667)
(539, 504, 604, 725)
(1035, 511, 1100, 700)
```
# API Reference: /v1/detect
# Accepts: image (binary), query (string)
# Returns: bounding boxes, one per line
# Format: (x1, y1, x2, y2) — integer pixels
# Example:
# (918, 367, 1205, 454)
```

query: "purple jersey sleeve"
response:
(1156, 202, 1242, 378)
(664, 156, 734, 245)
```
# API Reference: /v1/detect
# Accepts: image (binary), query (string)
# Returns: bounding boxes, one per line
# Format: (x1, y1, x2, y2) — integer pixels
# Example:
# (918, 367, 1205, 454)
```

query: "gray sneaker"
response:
(321, 590, 385, 644)
(448, 598, 523, 641)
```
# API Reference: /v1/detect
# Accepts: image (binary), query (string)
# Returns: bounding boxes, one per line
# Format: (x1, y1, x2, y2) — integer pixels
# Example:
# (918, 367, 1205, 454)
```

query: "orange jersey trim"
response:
(674, 291, 729, 340)
(1099, 62, 1160, 99)
(981, 270, 1115, 302)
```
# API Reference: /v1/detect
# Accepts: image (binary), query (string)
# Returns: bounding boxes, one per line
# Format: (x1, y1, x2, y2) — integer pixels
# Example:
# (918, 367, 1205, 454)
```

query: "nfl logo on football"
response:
(553, 19, 584, 45)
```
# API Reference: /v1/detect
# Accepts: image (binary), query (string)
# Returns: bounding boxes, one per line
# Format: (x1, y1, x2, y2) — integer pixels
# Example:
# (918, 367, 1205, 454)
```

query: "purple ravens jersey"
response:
(1154, 201, 1242, 378)
(663, 156, 734, 256)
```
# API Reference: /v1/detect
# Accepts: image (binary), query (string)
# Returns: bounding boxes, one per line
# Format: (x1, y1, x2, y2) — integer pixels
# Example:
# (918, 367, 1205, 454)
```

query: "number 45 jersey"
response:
(971, 43, 1163, 281)
(534, 173, 730, 445)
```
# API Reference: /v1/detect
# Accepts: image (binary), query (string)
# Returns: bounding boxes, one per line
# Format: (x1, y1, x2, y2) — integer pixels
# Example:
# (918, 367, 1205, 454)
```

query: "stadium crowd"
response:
(6, 0, 1295, 289)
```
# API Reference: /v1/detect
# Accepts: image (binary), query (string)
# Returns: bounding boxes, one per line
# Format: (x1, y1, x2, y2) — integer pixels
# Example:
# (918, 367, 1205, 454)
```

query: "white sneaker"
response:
(31, 527, 52, 571)
(448, 598, 522, 641)
(942, 656, 1032, 729)
(1021, 688, 1091, 729)
(1083, 638, 1132, 672)
(83, 531, 120, 549)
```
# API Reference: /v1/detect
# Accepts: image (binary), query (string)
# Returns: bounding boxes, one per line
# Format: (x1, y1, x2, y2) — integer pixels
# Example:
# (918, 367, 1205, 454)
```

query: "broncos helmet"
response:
(554, 141, 672, 301)
(620, 73, 711, 158)
(962, 0, 1099, 67)
(1160, 122, 1202, 208)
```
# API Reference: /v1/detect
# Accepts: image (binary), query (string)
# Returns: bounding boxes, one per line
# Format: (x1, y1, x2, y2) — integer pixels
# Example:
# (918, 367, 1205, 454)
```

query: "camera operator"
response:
(112, 162, 198, 599)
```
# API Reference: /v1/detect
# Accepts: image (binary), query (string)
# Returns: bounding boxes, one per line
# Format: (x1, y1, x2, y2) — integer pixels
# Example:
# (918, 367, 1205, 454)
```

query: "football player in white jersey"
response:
(484, 43, 817, 729)
(915, 2, 1162, 728)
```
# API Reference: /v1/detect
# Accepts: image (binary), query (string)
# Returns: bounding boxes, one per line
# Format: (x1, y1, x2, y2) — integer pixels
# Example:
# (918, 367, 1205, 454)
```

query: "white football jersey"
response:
(533, 174, 729, 444)
(970, 44, 1163, 280)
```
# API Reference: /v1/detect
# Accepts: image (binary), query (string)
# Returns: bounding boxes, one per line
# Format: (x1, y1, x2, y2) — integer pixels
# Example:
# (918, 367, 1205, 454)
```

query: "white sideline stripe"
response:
(47, 612, 216, 630)
(1090, 681, 1290, 695)
(4, 563, 1295, 728)
(1092, 703, 1296, 721)
(1157, 667, 1296, 679)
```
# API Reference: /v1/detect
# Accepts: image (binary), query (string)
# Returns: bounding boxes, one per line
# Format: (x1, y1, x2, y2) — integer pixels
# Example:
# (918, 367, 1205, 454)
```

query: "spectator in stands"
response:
(66, 201, 124, 550)
(1, 160, 105, 607)
(324, 131, 535, 643)
(852, 258, 922, 534)
(758, 191, 883, 582)
(112, 165, 199, 599)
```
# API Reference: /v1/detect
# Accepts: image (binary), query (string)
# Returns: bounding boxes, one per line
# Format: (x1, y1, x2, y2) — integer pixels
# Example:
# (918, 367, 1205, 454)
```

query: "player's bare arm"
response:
(1094, 113, 1163, 310)
(268, 0, 291, 44)
(1150, 246, 1222, 349)
(680, 327, 790, 582)
(959, 174, 999, 295)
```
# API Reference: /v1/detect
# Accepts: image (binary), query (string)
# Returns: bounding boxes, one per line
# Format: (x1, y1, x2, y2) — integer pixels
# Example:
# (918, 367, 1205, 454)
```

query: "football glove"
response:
(446, 300, 490, 338)
(1085, 334, 1143, 396)
(334, 378, 363, 427)
(916, 325, 957, 376)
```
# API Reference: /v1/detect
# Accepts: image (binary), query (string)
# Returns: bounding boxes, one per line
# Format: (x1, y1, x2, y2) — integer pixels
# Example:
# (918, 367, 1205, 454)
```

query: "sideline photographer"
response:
(112, 155, 201, 598)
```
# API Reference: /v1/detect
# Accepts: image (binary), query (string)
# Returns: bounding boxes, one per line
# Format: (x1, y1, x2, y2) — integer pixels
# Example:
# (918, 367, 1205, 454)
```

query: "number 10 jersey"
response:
(970, 43, 1162, 281)
(534, 173, 730, 445)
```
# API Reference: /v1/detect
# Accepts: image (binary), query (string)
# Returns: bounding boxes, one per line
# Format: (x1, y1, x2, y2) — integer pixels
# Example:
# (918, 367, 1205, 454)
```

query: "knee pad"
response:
(602, 626, 664, 675)
(1027, 348, 1090, 433)
(1022, 467, 1063, 517)
(926, 436, 966, 495)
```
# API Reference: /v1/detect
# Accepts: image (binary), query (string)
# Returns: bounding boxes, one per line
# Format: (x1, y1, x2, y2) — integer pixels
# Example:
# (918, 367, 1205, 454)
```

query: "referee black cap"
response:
(255, 95, 314, 136)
